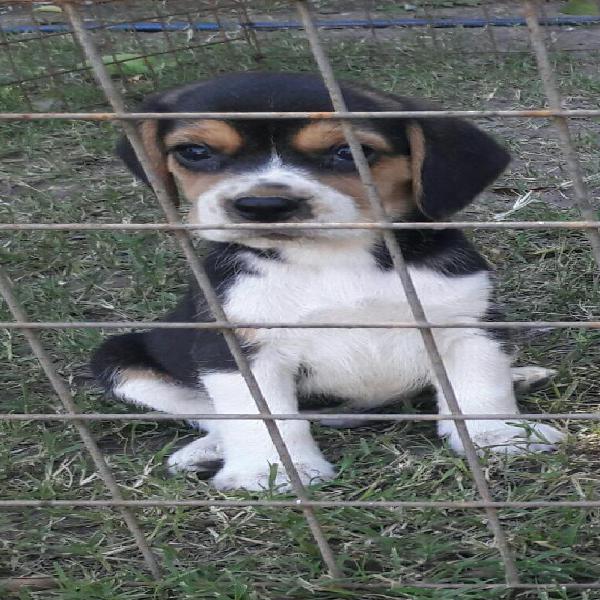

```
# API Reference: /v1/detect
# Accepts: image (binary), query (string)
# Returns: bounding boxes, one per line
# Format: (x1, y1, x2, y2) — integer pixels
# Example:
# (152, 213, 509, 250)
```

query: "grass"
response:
(1, 9, 600, 600)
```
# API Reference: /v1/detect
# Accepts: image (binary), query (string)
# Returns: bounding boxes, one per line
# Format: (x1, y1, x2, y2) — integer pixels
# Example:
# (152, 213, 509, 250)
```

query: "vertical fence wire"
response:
(234, 0, 264, 61)
(422, 2, 442, 54)
(3, 0, 600, 590)
(26, 2, 70, 109)
(85, 5, 128, 98)
(522, 0, 600, 270)
(151, 2, 184, 70)
(0, 268, 162, 579)
(295, 0, 521, 586)
(60, 0, 342, 579)
(126, 24, 161, 89)
(0, 25, 34, 111)
(481, 3, 500, 62)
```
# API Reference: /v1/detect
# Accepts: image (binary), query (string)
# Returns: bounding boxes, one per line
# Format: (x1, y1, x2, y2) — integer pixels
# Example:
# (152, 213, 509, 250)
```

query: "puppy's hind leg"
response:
(166, 434, 223, 474)
(91, 332, 222, 472)
(113, 373, 225, 473)
(114, 374, 225, 474)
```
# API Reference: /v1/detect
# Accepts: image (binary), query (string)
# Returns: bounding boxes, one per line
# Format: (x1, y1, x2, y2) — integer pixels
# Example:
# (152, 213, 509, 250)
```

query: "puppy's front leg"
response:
(435, 331, 564, 455)
(202, 356, 334, 491)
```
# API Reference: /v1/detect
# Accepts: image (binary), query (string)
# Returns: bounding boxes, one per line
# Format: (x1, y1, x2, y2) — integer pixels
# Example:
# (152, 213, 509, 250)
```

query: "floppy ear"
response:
(115, 98, 179, 205)
(407, 117, 510, 220)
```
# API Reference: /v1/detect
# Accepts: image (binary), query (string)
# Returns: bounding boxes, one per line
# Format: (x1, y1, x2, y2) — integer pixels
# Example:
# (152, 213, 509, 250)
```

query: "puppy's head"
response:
(118, 72, 509, 245)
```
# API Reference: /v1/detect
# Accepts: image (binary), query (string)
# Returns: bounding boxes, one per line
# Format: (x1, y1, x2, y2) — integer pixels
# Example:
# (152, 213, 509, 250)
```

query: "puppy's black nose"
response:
(233, 196, 301, 222)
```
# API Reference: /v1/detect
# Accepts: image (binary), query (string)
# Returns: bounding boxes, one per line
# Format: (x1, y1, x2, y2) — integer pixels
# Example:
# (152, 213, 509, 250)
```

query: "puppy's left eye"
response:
(331, 144, 375, 169)
(172, 143, 217, 170)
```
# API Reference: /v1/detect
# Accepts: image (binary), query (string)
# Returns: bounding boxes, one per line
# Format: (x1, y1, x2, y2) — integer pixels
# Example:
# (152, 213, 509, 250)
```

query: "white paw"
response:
(511, 366, 557, 393)
(211, 456, 335, 491)
(167, 435, 223, 474)
(440, 420, 565, 455)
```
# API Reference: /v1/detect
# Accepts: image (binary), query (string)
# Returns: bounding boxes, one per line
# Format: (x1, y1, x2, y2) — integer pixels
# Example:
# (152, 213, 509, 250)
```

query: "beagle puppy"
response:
(91, 72, 564, 491)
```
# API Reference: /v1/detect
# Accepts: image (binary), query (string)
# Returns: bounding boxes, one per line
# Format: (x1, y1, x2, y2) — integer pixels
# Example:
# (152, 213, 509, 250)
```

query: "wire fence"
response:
(1, 0, 600, 594)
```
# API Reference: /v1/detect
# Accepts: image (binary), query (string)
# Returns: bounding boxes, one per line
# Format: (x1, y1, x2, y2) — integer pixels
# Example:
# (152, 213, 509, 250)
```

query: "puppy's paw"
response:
(211, 456, 335, 491)
(167, 435, 223, 474)
(511, 366, 557, 394)
(440, 420, 565, 456)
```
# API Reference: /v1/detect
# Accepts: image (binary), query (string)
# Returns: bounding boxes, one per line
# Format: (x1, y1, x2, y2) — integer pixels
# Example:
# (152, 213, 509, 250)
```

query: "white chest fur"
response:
(223, 243, 493, 406)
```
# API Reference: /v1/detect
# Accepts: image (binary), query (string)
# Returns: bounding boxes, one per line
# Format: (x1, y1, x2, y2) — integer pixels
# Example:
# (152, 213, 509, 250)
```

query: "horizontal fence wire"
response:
(0, 36, 244, 88)
(1, 221, 600, 230)
(1, 578, 600, 593)
(1, 320, 599, 329)
(3, 109, 600, 119)
(2, 499, 600, 509)
(2, 0, 600, 591)
(0, 413, 597, 422)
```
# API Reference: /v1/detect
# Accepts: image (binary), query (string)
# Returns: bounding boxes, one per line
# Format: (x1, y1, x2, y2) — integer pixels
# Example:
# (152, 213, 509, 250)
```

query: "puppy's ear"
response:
(407, 117, 510, 220)
(115, 97, 178, 204)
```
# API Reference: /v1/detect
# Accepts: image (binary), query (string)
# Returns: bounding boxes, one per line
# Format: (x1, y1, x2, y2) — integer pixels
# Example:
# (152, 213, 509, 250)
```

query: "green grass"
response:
(1, 14, 600, 600)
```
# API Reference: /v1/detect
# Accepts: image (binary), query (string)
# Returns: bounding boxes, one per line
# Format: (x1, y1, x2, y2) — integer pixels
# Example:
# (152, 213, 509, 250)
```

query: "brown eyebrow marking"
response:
(319, 155, 413, 218)
(292, 121, 393, 154)
(164, 120, 243, 155)
(167, 154, 225, 201)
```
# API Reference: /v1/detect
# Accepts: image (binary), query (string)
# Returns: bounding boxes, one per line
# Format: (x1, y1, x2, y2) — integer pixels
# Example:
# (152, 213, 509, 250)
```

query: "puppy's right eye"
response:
(172, 143, 216, 169)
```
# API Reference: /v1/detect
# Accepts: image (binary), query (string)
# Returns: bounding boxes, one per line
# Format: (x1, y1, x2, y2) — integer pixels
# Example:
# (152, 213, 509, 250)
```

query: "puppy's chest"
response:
(223, 249, 491, 332)
(226, 254, 408, 323)
(223, 250, 491, 402)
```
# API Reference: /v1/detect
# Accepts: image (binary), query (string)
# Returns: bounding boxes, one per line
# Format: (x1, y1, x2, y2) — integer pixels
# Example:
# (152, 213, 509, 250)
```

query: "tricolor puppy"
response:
(92, 72, 564, 491)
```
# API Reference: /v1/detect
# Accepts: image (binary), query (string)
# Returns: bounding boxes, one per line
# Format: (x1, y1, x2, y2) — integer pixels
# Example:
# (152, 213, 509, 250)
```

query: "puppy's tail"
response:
(90, 332, 167, 392)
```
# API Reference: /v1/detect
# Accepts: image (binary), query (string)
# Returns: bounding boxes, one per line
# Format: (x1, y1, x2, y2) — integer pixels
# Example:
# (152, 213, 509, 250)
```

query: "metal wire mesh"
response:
(1, 0, 600, 593)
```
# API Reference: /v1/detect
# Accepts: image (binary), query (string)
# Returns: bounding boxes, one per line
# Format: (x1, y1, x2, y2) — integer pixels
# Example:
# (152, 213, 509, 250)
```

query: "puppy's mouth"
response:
(239, 228, 316, 242)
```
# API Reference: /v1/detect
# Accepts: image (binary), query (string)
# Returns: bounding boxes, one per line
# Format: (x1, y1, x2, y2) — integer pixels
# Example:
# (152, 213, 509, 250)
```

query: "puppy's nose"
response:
(233, 196, 301, 222)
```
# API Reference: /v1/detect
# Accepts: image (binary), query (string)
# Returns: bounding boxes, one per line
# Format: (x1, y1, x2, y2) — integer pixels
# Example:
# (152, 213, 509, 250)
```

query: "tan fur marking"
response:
(139, 120, 178, 204)
(167, 155, 226, 203)
(407, 123, 426, 203)
(292, 122, 392, 154)
(165, 120, 243, 155)
(118, 367, 173, 385)
(319, 155, 413, 219)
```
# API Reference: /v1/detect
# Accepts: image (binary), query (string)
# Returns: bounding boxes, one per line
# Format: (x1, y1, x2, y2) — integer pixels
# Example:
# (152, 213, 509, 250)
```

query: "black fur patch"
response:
(91, 244, 279, 389)
(371, 228, 490, 277)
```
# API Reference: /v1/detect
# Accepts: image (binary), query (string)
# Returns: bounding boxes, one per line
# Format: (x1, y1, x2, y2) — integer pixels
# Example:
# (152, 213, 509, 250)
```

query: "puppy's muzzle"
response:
(233, 196, 303, 223)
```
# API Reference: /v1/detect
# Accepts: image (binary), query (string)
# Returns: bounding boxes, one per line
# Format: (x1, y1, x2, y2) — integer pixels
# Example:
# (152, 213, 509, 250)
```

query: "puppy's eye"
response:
(331, 144, 375, 169)
(334, 144, 354, 161)
(172, 143, 215, 169)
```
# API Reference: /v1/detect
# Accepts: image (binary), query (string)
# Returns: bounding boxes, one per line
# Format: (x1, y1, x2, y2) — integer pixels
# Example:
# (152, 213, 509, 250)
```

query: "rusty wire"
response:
(2, 498, 600, 509)
(297, 0, 523, 584)
(1, 577, 600, 593)
(0, 220, 599, 230)
(0, 412, 598, 422)
(1, 0, 600, 592)
(0, 319, 599, 329)
(2, 108, 600, 119)
(0, 36, 244, 90)
(523, 0, 600, 269)
(0, 267, 162, 578)
(63, 0, 343, 579)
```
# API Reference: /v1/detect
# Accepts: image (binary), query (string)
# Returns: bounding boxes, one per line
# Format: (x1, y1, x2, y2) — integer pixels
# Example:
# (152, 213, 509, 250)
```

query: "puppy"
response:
(91, 72, 564, 491)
